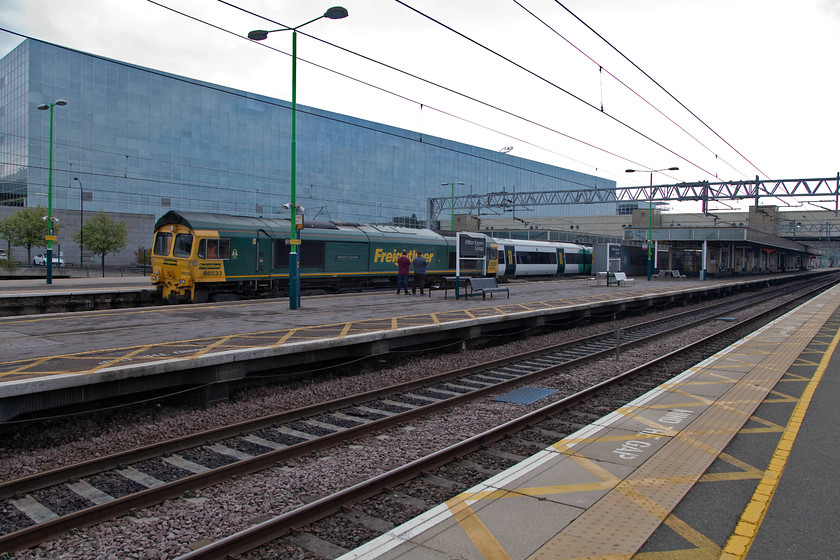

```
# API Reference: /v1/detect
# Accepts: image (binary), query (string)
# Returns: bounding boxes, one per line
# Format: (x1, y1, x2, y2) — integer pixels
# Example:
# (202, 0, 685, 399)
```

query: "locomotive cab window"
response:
(173, 233, 193, 258)
(153, 232, 172, 256)
(198, 238, 230, 260)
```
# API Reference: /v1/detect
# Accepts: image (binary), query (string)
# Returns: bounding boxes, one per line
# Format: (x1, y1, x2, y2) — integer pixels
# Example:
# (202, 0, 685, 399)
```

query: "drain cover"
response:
(493, 386, 557, 404)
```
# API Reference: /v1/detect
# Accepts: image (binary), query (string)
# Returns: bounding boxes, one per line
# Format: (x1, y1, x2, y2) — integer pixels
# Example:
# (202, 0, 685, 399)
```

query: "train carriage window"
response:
(516, 251, 556, 265)
(173, 233, 193, 258)
(153, 233, 172, 256)
(197, 239, 230, 260)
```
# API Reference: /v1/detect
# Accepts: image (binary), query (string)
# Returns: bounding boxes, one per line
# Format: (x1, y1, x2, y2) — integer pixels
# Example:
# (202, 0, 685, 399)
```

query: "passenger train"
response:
(150, 211, 592, 303)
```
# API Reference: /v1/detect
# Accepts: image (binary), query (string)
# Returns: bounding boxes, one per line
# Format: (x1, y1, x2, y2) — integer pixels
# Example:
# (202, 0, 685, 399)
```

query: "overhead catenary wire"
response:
(552, 0, 770, 181)
(391, 0, 713, 179)
(512, 0, 749, 181)
(213, 0, 649, 180)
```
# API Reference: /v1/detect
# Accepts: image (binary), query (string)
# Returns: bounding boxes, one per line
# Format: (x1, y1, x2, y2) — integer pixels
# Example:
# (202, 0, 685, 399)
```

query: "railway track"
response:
(0, 276, 834, 555)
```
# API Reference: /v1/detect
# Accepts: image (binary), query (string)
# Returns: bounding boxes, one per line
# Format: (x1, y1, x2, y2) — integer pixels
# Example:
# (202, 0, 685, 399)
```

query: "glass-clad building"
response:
(0, 38, 615, 264)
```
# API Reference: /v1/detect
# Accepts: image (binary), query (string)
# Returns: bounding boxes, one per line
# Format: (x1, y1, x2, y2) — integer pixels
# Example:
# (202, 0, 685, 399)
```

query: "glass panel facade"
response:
(3, 39, 616, 227)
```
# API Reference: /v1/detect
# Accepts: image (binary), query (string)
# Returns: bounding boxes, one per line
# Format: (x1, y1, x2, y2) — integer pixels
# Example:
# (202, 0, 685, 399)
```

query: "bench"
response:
(467, 277, 509, 300)
(587, 271, 609, 286)
(613, 272, 635, 286)
(429, 276, 471, 299)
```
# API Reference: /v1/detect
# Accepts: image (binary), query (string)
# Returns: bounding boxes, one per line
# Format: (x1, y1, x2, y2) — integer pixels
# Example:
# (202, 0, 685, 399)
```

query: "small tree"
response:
(0, 215, 17, 262)
(4, 206, 57, 263)
(74, 212, 127, 277)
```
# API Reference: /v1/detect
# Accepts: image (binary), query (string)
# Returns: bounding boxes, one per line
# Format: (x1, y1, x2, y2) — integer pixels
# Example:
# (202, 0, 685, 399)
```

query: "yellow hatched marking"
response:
(391, 317, 398, 330)
(635, 514, 721, 559)
(759, 389, 798, 404)
(720, 317, 840, 560)
(698, 452, 764, 483)
(446, 495, 510, 560)
(2, 356, 56, 376)
(338, 322, 353, 339)
(272, 329, 298, 347)
(737, 415, 784, 434)
(191, 335, 234, 359)
(89, 345, 156, 373)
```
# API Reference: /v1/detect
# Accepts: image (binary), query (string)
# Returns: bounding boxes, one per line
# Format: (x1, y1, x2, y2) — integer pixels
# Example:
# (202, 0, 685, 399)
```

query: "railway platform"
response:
(334, 282, 840, 560)
(0, 271, 835, 424)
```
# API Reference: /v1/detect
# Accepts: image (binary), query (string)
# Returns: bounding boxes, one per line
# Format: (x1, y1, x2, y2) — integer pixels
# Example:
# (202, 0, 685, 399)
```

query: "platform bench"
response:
(613, 272, 635, 286)
(468, 277, 510, 300)
(429, 276, 471, 299)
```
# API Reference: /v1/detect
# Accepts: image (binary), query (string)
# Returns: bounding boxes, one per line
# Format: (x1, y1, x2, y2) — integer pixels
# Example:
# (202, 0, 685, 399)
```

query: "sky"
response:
(1, 0, 838, 214)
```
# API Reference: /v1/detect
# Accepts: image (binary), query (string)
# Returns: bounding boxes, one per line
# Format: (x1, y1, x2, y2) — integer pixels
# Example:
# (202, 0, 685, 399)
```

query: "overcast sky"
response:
(1, 0, 838, 213)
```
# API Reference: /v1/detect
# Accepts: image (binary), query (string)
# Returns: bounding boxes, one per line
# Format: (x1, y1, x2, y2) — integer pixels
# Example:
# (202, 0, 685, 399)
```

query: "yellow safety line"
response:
(338, 322, 353, 339)
(718, 323, 840, 560)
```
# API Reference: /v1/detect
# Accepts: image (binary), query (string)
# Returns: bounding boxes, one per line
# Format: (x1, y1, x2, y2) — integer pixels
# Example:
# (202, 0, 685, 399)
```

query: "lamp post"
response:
(625, 167, 678, 281)
(441, 181, 465, 231)
(37, 99, 68, 285)
(73, 177, 84, 267)
(249, 6, 348, 311)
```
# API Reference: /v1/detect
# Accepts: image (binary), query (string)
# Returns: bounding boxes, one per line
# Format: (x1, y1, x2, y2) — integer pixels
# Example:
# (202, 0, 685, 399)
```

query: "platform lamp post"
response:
(625, 167, 678, 281)
(441, 181, 465, 231)
(73, 177, 84, 268)
(37, 99, 68, 285)
(249, 6, 349, 311)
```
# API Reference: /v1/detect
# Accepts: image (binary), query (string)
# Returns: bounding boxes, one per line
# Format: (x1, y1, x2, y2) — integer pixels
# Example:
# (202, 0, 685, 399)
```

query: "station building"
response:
(0, 38, 616, 267)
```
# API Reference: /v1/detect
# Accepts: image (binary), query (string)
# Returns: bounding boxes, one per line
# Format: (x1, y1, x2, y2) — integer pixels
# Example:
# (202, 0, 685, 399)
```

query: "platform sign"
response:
(455, 233, 487, 299)
(459, 234, 485, 258)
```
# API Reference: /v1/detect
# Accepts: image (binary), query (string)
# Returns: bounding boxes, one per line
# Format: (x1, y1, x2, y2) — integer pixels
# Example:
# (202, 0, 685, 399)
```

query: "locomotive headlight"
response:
(179, 279, 186, 285)
(151, 274, 158, 282)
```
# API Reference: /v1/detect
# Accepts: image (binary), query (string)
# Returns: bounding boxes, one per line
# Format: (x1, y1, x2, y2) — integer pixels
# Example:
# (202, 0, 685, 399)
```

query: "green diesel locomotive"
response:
(151, 211, 492, 303)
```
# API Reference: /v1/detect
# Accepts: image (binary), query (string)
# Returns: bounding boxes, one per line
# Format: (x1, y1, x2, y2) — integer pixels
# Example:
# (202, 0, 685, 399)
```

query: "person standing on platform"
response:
(412, 253, 428, 295)
(396, 250, 411, 295)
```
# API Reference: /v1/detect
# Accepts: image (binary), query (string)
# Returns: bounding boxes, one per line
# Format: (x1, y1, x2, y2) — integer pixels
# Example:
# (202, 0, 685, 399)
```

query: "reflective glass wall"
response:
(5, 39, 616, 226)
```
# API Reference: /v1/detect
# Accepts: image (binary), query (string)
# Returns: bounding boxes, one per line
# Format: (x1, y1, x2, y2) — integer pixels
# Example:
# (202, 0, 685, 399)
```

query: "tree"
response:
(0, 215, 17, 261)
(1, 206, 56, 263)
(73, 212, 127, 277)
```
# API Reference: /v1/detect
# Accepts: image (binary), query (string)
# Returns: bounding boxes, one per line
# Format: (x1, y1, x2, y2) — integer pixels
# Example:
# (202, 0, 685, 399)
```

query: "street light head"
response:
(324, 6, 348, 19)
(55, 99, 68, 107)
(37, 104, 49, 111)
(248, 29, 269, 41)
(667, 166, 679, 171)
(625, 169, 637, 173)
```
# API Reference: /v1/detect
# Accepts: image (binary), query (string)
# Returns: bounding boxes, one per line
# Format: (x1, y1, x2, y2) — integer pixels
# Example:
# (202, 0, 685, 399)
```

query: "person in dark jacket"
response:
(412, 253, 428, 295)
(396, 250, 411, 295)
